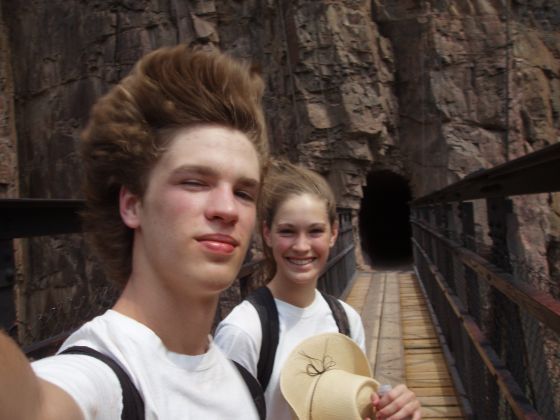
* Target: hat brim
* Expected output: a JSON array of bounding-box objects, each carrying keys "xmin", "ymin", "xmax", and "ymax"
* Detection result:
[{"xmin": 280, "ymin": 333, "xmax": 374, "ymax": 419}]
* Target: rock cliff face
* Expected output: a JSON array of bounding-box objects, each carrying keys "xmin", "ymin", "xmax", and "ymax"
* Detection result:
[
  {"xmin": 1, "ymin": 0, "xmax": 559, "ymax": 411},
  {"xmin": 0, "ymin": 5, "xmax": 16, "ymax": 198}
]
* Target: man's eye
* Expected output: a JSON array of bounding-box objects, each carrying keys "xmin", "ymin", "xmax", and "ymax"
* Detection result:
[
  {"xmin": 235, "ymin": 190, "xmax": 256, "ymax": 202},
  {"xmin": 182, "ymin": 180, "xmax": 205, "ymax": 187}
]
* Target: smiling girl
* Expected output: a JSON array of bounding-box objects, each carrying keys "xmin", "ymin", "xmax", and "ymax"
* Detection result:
[{"xmin": 215, "ymin": 160, "xmax": 421, "ymax": 420}]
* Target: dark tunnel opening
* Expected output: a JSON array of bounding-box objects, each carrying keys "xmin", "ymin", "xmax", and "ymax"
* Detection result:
[{"xmin": 359, "ymin": 170, "xmax": 413, "ymax": 268}]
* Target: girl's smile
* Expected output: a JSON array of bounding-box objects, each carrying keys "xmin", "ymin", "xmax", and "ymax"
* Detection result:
[{"xmin": 264, "ymin": 193, "xmax": 338, "ymax": 288}]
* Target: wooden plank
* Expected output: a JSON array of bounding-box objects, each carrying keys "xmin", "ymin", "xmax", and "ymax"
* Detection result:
[
  {"xmin": 403, "ymin": 339, "xmax": 441, "ymax": 348},
  {"xmin": 402, "ymin": 320, "xmax": 436, "ymax": 327},
  {"xmin": 407, "ymin": 363, "xmax": 449, "ymax": 373},
  {"xmin": 403, "ymin": 333, "xmax": 438, "ymax": 341},
  {"xmin": 403, "ymin": 325, "xmax": 436, "ymax": 332},
  {"xmin": 419, "ymin": 396, "xmax": 460, "ymax": 406},
  {"xmin": 402, "ymin": 315, "xmax": 433, "ymax": 322},
  {"xmin": 411, "ymin": 387, "xmax": 458, "ymax": 397},
  {"xmin": 407, "ymin": 370, "xmax": 453, "ymax": 380},
  {"xmin": 407, "ymin": 377, "xmax": 454, "ymax": 387},
  {"xmin": 407, "ymin": 358, "xmax": 448, "ymax": 368},
  {"xmin": 351, "ymin": 270, "xmax": 465, "ymax": 418},
  {"xmin": 406, "ymin": 355, "xmax": 446, "ymax": 363},
  {"xmin": 374, "ymin": 272, "xmax": 405, "ymax": 385},
  {"xmin": 403, "ymin": 326, "xmax": 435, "ymax": 333},
  {"xmin": 398, "ymin": 271, "xmax": 465, "ymax": 419},
  {"xmin": 403, "ymin": 317, "xmax": 433, "ymax": 322},
  {"xmin": 406, "ymin": 356, "xmax": 448, "ymax": 364},
  {"xmin": 421, "ymin": 405, "xmax": 464, "ymax": 418},
  {"xmin": 406, "ymin": 351, "xmax": 446, "ymax": 360},
  {"xmin": 361, "ymin": 272, "xmax": 383, "ymax": 371},
  {"xmin": 345, "ymin": 272, "xmax": 372, "ymax": 313},
  {"xmin": 405, "ymin": 348, "xmax": 443, "ymax": 355}
]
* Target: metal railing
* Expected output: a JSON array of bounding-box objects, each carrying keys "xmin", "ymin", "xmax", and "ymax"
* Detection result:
[
  {"xmin": 318, "ymin": 207, "xmax": 356, "ymax": 297},
  {"xmin": 410, "ymin": 142, "xmax": 560, "ymax": 420},
  {"xmin": 1, "ymin": 198, "xmax": 357, "ymax": 357}
]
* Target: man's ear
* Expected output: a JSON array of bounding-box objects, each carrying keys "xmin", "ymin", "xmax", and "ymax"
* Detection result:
[
  {"xmin": 119, "ymin": 185, "xmax": 141, "ymax": 229},
  {"xmin": 262, "ymin": 221, "xmax": 273, "ymax": 248},
  {"xmin": 329, "ymin": 220, "xmax": 339, "ymax": 248}
]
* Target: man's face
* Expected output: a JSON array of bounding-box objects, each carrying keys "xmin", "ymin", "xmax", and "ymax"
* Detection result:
[{"xmin": 121, "ymin": 124, "xmax": 261, "ymax": 298}]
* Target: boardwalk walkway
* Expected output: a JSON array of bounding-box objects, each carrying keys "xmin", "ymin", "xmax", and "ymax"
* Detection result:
[{"xmin": 344, "ymin": 269, "xmax": 465, "ymax": 419}]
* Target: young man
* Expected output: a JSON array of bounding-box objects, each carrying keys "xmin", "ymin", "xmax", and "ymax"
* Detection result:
[{"xmin": 0, "ymin": 44, "xmax": 269, "ymax": 419}]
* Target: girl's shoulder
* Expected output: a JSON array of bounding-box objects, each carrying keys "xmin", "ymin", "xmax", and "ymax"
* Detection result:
[
  {"xmin": 216, "ymin": 300, "xmax": 262, "ymax": 339},
  {"xmin": 338, "ymin": 299, "xmax": 362, "ymax": 319}
]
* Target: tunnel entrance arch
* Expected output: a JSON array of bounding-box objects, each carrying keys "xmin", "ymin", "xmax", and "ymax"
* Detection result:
[{"xmin": 359, "ymin": 170, "xmax": 413, "ymax": 267}]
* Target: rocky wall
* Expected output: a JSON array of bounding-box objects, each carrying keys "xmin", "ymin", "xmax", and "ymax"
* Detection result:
[
  {"xmin": 0, "ymin": 0, "xmax": 238, "ymax": 343},
  {"xmin": 0, "ymin": 4, "xmax": 16, "ymax": 197},
  {"xmin": 1, "ymin": 1, "xmax": 559, "ymax": 409}
]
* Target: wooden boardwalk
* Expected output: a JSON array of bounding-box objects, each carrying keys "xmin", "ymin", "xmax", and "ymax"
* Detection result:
[{"xmin": 345, "ymin": 269, "xmax": 465, "ymax": 419}]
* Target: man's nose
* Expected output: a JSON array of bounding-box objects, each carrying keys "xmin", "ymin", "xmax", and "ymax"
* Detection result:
[{"xmin": 205, "ymin": 186, "xmax": 239, "ymax": 224}]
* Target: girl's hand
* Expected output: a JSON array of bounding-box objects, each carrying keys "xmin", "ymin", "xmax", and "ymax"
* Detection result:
[{"xmin": 367, "ymin": 384, "xmax": 421, "ymax": 420}]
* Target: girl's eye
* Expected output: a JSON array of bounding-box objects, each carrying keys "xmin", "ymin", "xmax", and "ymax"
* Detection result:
[
  {"xmin": 278, "ymin": 229, "xmax": 294, "ymax": 236},
  {"xmin": 310, "ymin": 229, "xmax": 325, "ymax": 236}
]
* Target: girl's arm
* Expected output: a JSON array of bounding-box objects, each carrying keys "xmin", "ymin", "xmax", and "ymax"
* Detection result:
[{"xmin": 214, "ymin": 302, "xmax": 263, "ymax": 377}]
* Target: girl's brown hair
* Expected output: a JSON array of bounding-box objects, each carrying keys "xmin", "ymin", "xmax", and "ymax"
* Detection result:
[{"xmin": 256, "ymin": 159, "xmax": 337, "ymax": 283}]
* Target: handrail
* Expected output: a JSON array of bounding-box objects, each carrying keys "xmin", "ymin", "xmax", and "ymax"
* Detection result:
[
  {"xmin": 0, "ymin": 198, "xmax": 84, "ymax": 239},
  {"xmin": 412, "ymin": 142, "xmax": 560, "ymax": 205},
  {"xmin": 412, "ymin": 237, "xmax": 542, "ymax": 420},
  {"xmin": 410, "ymin": 142, "xmax": 560, "ymax": 419},
  {"xmin": 412, "ymin": 218, "xmax": 560, "ymax": 335}
]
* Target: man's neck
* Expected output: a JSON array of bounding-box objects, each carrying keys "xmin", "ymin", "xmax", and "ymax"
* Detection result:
[{"xmin": 113, "ymin": 277, "xmax": 218, "ymax": 355}]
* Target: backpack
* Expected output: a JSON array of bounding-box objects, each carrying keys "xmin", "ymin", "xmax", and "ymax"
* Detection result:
[
  {"xmin": 60, "ymin": 346, "xmax": 266, "ymax": 420},
  {"xmin": 246, "ymin": 286, "xmax": 350, "ymax": 390}
]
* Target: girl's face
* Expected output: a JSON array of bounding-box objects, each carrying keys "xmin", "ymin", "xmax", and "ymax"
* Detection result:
[{"xmin": 263, "ymin": 193, "xmax": 338, "ymax": 288}]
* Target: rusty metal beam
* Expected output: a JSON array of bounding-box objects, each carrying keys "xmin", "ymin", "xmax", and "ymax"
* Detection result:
[
  {"xmin": 412, "ymin": 142, "xmax": 560, "ymax": 205},
  {"xmin": 0, "ymin": 199, "xmax": 85, "ymax": 240},
  {"xmin": 412, "ymin": 218, "xmax": 560, "ymax": 336},
  {"xmin": 412, "ymin": 237, "xmax": 543, "ymax": 420}
]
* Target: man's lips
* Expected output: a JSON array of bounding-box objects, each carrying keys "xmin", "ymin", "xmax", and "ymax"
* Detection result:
[{"xmin": 196, "ymin": 234, "xmax": 239, "ymax": 254}]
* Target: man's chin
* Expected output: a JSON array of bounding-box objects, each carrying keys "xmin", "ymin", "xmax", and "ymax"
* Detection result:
[{"xmin": 199, "ymin": 268, "xmax": 240, "ymax": 292}]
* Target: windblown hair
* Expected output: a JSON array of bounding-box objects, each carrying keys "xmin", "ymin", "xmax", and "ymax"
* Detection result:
[
  {"xmin": 80, "ymin": 44, "xmax": 269, "ymax": 287},
  {"xmin": 257, "ymin": 159, "xmax": 337, "ymax": 283}
]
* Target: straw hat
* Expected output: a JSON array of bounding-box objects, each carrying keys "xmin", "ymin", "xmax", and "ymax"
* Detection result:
[{"xmin": 280, "ymin": 333, "xmax": 380, "ymax": 420}]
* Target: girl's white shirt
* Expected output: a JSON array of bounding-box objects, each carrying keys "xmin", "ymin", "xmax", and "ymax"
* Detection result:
[{"xmin": 214, "ymin": 289, "xmax": 365, "ymax": 420}]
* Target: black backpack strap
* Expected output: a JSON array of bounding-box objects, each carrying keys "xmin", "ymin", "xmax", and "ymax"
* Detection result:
[
  {"xmin": 320, "ymin": 291, "xmax": 351, "ymax": 337},
  {"xmin": 246, "ymin": 286, "xmax": 279, "ymax": 390},
  {"xmin": 60, "ymin": 346, "xmax": 145, "ymax": 420},
  {"xmin": 232, "ymin": 360, "xmax": 266, "ymax": 420}
]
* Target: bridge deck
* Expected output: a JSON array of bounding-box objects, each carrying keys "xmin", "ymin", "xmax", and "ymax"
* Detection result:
[{"xmin": 345, "ymin": 269, "xmax": 465, "ymax": 419}]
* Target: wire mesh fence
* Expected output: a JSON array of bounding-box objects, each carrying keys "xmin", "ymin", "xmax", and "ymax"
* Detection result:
[{"xmin": 412, "ymin": 199, "xmax": 560, "ymax": 420}]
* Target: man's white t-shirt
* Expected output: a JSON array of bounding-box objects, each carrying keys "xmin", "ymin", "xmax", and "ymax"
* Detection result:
[
  {"xmin": 32, "ymin": 310, "xmax": 260, "ymax": 420},
  {"xmin": 214, "ymin": 289, "xmax": 365, "ymax": 420}
]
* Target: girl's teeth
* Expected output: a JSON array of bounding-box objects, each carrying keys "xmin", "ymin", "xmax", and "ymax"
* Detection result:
[{"xmin": 288, "ymin": 258, "xmax": 313, "ymax": 265}]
